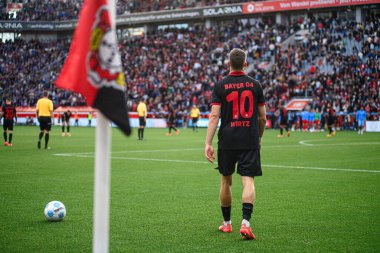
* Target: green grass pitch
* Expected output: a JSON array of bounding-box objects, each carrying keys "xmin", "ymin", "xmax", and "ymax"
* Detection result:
[{"xmin": 0, "ymin": 126, "xmax": 379, "ymax": 252}]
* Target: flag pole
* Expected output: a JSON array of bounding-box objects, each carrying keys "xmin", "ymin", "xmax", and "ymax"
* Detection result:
[
  {"xmin": 92, "ymin": 0, "xmax": 116, "ymax": 252},
  {"xmin": 93, "ymin": 111, "xmax": 111, "ymax": 253}
]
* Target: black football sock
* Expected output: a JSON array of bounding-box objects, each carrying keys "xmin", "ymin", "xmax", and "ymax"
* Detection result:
[
  {"xmin": 169, "ymin": 127, "xmax": 172, "ymax": 134},
  {"xmin": 280, "ymin": 128, "xmax": 283, "ymax": 135},
  {"xmin": 221, "ymin": 206, "xmax": 231, "ymax": 222},
  {"xmin": 39, "ymin": 132, "xmax": 44, "ymax": 141},
  {"xmin": 286, "ymin": 126, "xmax": 289, "ymax": 132},
  {"xmin": 9, "ymin": 133, "xmax": 12, "ymax": 144},
  {"xmin": 45, "ymin": 133, "xmax": 49, "ymax": 148},
  {"xmin": 138, "ymin": 128, "xmax": 141, "ymax": 139},
  {"xmin": 242, "ymin": 203, "xmax": 254, "ymax": 221},
  {"xmin": 62, "ymin": 126, "xmax": 65, "ymax": 132},
  {"xmin": 67, "ymin": 126, "xmax": 70, "ymax": 133},
  {"xmin": 3, "ymin": 132, "xmax": 7, "ymax": 142},
  {"xmin": 141, "ymin": 129, "xmax": 144, "ymax": 139},
  {"xmin": 329, "ymin": 127, "xmax": 332, "ymax": 134}
]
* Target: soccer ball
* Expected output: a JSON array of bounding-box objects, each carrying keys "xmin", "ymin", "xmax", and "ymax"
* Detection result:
[{"xmin": 44, "ymin": 201, "xmax": 66, "ymax": 221}]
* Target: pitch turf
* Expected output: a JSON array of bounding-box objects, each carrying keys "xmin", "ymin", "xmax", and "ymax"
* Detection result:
[{"xmin": 0, "ymin": 126, "xmax": 379, "ymax": 252}]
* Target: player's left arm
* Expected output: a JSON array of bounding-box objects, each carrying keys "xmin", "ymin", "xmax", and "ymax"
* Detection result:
[
  {"xmin": 257, "ymin": 82, "xmax": 266, "ymax": 145},
  {"xmin": 258, "ymin": 105, "xmax": 266, "ymax": 141},
  {"xmin": 205, "ymin": 105, "xmax": 220, "ymax": 163},
  {"xmin": 14, "ymin": 107, "xmax": 17, "ymax": 123}
]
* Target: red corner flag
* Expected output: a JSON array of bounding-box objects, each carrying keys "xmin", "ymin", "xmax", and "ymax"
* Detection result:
[{"xmin": 56, "ymin": 0, "xmax": 131, "ymax": 136}]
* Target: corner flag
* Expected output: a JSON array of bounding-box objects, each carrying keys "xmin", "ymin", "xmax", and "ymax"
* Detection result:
[
  {"xmin": 56, "ymin": 0, "xmax": 131, "ymax": 136},
  {"xmin": 56, "ymin": 1, "xmax": 128, "ymax": 252}
]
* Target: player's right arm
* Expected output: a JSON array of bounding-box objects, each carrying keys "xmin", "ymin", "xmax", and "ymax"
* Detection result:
[{"xmin": 205, "ymin": 105, "xmax": 220, "ymax": 163}]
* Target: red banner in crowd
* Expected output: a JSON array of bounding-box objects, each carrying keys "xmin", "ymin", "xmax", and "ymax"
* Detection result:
[
  {"xmin": 285, "ymin": 99, "xmax": 312, "ymax": 111},
  {"xmin": 243, "ymin": 0, "xmax": 380, "ymax": 14}
]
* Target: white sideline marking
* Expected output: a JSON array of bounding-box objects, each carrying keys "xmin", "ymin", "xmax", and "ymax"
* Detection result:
[
  {"xmin": 299, "ymin": 139, "xmax": 380, "ymax": 147},
  {"xmin": 53, "ymin": 153, "xmax": 380, "ymax": 173},
  {"xmin": 54, "ymin": 148, "xmax": 203, "ymax": 156}
]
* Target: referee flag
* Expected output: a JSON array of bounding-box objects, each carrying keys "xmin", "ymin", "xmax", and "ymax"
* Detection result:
[{"xmin": 56, "ymin": 0, "xmax": 131, "ymax": 136}]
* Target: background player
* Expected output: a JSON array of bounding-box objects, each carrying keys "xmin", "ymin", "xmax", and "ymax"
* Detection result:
[
  {"xmin": 315, "ymin": 109, "xmax": 321, "ymax": 131},
  {"xmin": 166, "ymin": 104, "xmax": 179, "ymax": 136},
  {"xmin": 36, "ymin": 91, "xmax": 54, "ymax": 149},
  {"xmin": 61, "ymin": 110, "xmax": 72, "ymax": 136},
  {"xmin": 356, "ymin": 106, "xmax": 367, "ymax": 135},
  {"xmin": 190, "ymin": 104, "xmax": 200, "ymax": 132},
  {"xmin": 74, "ymin": 112, "xmax": 79, "ymax": 127},
  {"xmin": 301, "ymin": 109, "xmax": 309, "ymax": 132},
  {"xmin": 326, "ymin": 107, "xmax": 336, "ymax": 137},
  {"xmin": 278, "ymin": 105, "xmax": 289, "ymax": 138},
  {"xmin": 2, "ymin": 98, "xmax": 17, "ymax": 147},
  {"xmin": 308, "ymin": 109, "xmax": 316, "ymax": 132},
  {"xmin": 205, "ymin": 48, "xmax": 266, "ymax": 240},
  {"xmin": 137, "ymin": 98, "xmax": 147, "ymax": 140}
]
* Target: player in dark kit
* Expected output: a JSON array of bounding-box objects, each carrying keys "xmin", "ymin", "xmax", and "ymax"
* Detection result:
[
  {"xmin": 205, "ymin": 49, "xmax": 266, "ymax": 240},
  {"xmin": 278, "ymin": 106, "xmax": 290, "ymax": 138},
  {"xmin": 61, "ymin": 110, "xmax": 72, "ymax": 136},
  {"xmin": 166, "ymin": 104, "xmax": 180, "ymax": 136},
  {"xmin": 2, "ymin": 98, "xmax": 17, "ymax": 147},
  {"xmin": 326, "ymin": 108, "xmax": 336, "ymax": 137}
]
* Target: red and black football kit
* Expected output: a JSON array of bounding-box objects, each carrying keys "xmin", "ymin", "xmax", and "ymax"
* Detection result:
[
  {"xmin": 2, "ymin": 104, "xmax": 16, "ymax": 131},
  {"xmin": 279, "ymin": 109, "xmax": 288, "ymax": 126},
  {"xmin": 211, "ymin": 71, "xmax": 265, "ymax": 177},
  {"xmin": 63, "ymin": 111, "xmax": 72, "ymax": 123}
]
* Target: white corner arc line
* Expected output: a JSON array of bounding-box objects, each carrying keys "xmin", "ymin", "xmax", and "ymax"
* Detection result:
[{"xmin": 299, "ymin": 140, "xmax": 314, "ymax": 146}]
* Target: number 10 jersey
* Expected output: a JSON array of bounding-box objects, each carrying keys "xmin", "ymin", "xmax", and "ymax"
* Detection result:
[{"xmin": 210, "ymin": 71, "xmax": 265, "ymax": 150}]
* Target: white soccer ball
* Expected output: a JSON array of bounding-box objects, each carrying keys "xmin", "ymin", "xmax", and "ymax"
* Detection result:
[{"xmin": 44, "ymin": 201, "xmax": 66, "ymax": 221}]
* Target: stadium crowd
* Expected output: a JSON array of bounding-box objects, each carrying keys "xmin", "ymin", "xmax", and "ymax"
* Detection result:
[
  {"xmin": 0, "ymin": 14, "xmax": 379, "ymax": 128},
  {"xmin": 1, "ymin": 0, "xmax": 252, "ymax": 21}
]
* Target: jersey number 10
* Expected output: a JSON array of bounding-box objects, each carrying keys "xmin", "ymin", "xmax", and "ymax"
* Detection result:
[{"xmin": 226, "ymin": 91, "xmax": 254, "ymax": 119}]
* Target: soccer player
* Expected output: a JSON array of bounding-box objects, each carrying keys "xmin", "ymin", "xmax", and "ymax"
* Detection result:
[
  {"xmin": 166, "ymin": 104, "xmax": 180, "ymax": 136},
  {"xmin": 36, "ymin": 91, "xmax": 54, "ymax": 149},
  {"xmin": 315, "ymin": 109, "xmax": 321, "ymax": 131},
  {"xmin": 308, "ymin": 109, "xmax": 316, "ymax": 132},
  {"xmin": 2, "ymin": 98, "xmax": 17, "ymax": 147},
  {"xmin": 301, "ymin": 109, "xmax": 309, "ymax": 132},
  {"xmin": 356, "ymin": 106, "xmax": 367, "ymax": 135},
  {"xmin": 137, "ymin": 98, "xmax": 147, "ymax": 140},
  {"xmin": 61, "ymin": 110, "xmax": 72, "ymax": 136},
  {"xmin": 205, "ymin": 48, "xmax": 266, "ymax": 240},
  {"xmin": 190, "ymin": 104, "xmax": 200, "ymax": 132},
  {"xmin": 326, "ymin": 108, "xmax": 336, "ymax": 137},
  {"xmin": 88, "ymin": 112, "xmax": 93, "ymax": 127},
  {"xmin": 278, "ymin": 106, "xmax": 289, "ymax": 138},
  {"xmin": 74, "ymin": 112, "xmax": 79, "ymax": 127}
]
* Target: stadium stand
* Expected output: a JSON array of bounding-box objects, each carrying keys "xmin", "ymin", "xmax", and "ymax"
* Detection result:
[
  {"xmin": 1, "ymin": 0, "xmax": 253, "ymax": 21},
  {"xmin": 0, "ymin": 2, "xmax": 379, "ymax": 129}
]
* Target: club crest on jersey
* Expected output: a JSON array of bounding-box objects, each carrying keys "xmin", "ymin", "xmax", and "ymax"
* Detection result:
[{"xmin": 87, "ymin": 6, "xmax": 125, "ymax": 91}]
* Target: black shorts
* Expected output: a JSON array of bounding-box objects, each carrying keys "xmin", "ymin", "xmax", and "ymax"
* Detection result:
[
  {"xmin": 192, "ymin": 118, "xmax": 198, "ymax": 124},
  {"xmin": 280, "ymin": 120, "xmax": 287, "ymax": 126},
  {"xmin": 39, "ymin": 117, "xmax": 52, "ymax": 131},
  {"xmin": 217, "ymin": 149, "xmax": 262, "ymax": 177},
  {"xmin": 139, "ymin": 117, "xmax": 146, "ymax": 127},
  {"xmin": 3, "ymin": 120, "xmax": 14, "ymax": 131},
  {"xmin": 327, "ymin": 117, "xmax": 335, "ymax": 126}
]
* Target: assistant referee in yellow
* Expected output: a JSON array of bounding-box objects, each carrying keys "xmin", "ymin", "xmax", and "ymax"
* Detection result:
[
  {"xmin": 137, "ymin": 98, "xmax": 147, "ymax": 140},
  {"xmin": 36, "ymin": 91, "xmax": 54, "ymax": 149}
]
